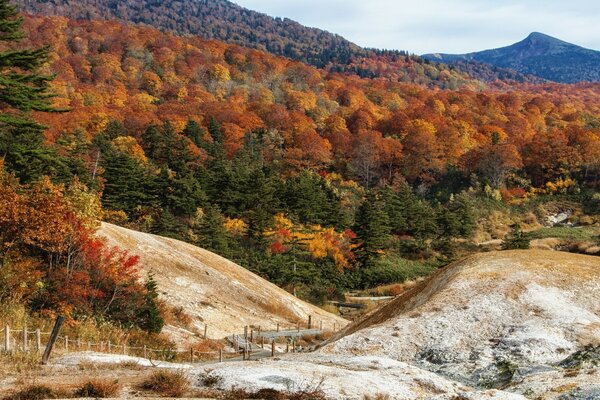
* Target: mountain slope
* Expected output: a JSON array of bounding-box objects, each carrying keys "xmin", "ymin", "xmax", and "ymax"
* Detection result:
[
  {"xmin": 15, "ymin": 0, "xmax": 485, "ymax": 88},
  {"xmin": 16, "ymin": 0, "xmax": 362, "ymax": 68},
  {"xmin": 98, "ymin": 223, "xmax": 346, "ymax": 343},
  {"xmin": 323, "ymin": 250, "xmax": 600, "ymax": 397},
  {"xmin": 424, "ymin": 32, "xmax": 600, "ymax": 83}
]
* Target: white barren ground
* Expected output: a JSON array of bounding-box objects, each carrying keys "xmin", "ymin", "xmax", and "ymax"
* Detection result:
[{"xmin": 323, "ymin": 250, "xmax": 600, "ymax": 398}]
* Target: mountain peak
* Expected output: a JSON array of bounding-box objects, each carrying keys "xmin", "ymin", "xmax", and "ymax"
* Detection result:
[
  {"xmin": 526, "ymin": 32, "xmax": 553, "ymax": 40},
  {"xmin": 522, "ymin": 32, "xmax": 567, "ymax": 46},
  {"xmin": 423, "ymin": 32, "xmax": 600, "ymax": 83}
]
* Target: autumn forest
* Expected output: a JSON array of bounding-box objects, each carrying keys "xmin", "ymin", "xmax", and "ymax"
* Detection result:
[{"xmin": 1, "ymin": 2, "xmax": 599, "ymax": 335}]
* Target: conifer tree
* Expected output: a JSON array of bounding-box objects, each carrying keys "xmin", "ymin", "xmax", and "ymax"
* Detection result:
[
  {"xmin": 0, "ymin": 0, "xmax": 66, "ymax": 182},
  {"xmin": 501, "ymin": 223, "xmax": 531, "ymax": 250},
  {"xmin": 353, "ymin": 192, "xmax": 391, "ymax": 267},
  {"xmin": 182, "ymin": 119, "xmax": 205, "ymax": 148},
  {"xmin": 0, "ymin": 0, "xmax": 57, "ymax": 129},
  {"xmin": 195, "ymin": 204, "xmax": 230, "ymax": 256}
]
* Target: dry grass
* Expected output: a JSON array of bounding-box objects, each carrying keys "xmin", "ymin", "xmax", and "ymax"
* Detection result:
[
  {"xmin": 255, "ymin": 298, "xmax": 302, "ymax": 324},
  {"xmin": 73, "ymin": 379, "xmax": 120, "ymax": 398},
  {"xmin": 3, "ymin": 385, "xmax": 69, "ymax": 400},
  {"xmin": 0, "ymin": 352, "xmax": 41, "ymax": 375},
  {"xmin": 192, "ymin": 339, "xmax": 225, "ymax": 360},
  {"xmin": 138, "ymin": 369, "xmax": 190, "ymax": 397},
  {"xmin": 163, "ymin": 305, "xmax": 194, "ymax": 328},
  {"xmin": 363, "ymin": 394, "xmax": 391, "ymax": 400}
]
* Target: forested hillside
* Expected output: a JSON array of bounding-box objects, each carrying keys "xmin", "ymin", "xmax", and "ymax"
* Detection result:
[
  {"xmin": 14, "ymin": 0, "xmax": 513, "ymax": 88},
  {"xmin": 3, "ymin": 14, "xmax": 600, "ymax": 305}
]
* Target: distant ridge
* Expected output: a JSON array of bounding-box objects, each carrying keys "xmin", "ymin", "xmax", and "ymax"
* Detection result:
[{"xmin": 424, "ymin": 32, "xmax": 600, "ymax": 83}]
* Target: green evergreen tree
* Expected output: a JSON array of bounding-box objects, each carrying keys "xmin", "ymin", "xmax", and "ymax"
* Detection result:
[
  {"xmin": 195, "ymin": 204, "xmax": 230, "ymax": 256},
  {"xmin": 136, "ymin": 272, "xmax": 164, "ymax": 333},
  {"xmin": 152, "ymin": 208, "xmax": 185, "ymax": 240},
  {"xmin": 207, "ymin": 117, "xmax": 225, "ymax": 159},
  {"xmin": 282, "ymin": 171, "xmax": 343, "ymax": 228},
  {"xmin": 353, "ymin": 192, "xmax": 391, "ymax": 267},
  {"xmin": 0, "ymin": 0, "xmax": 57, "ymax": 129},
  {"xmin": 502, "ymin": 223, "xmax": 531, "ymax": 250},
  {"xmin": 0, "ymin": 0, "xmax": 68, "ymax": 182},
  {"xmin": 182, "ymin": 119, "xmax": 205, "ymax": 148},
  {"xmin": 101, "ymin": 149, "xmax": 154, "ymax": 214}
]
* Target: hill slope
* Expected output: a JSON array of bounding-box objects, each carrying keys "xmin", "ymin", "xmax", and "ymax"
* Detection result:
[
  {"xmin": 15, "ymin": 0, "xmax": 485, "ymax": 88},
  {"xmin": 424, "ymin": 32, "xmax": 600, "ymax": 83},
  {"xmin": 323, "ymin": 250, "xmax": 600, "ymax": 397},
  {"xmin": 98, "ymin": 223, "xmax": 346, "ymax": 342}
]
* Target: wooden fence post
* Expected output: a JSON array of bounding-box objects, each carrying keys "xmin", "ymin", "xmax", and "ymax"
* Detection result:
[
  {"xmin": 87, "ymin": 341, "xmax": 91, "ymax": 351},
  {"xmin": 297, "ymin": 322, "xmax": 300, "ymax": 332},
  {"xmin": 64, "ymin": 336, "xmax": 69, "ymax": 352},
  {"xmin": 204, "ymin": 324, "xmax": 208, "ymax": 339},
  {"xmin": 276, "ymin": 323, "xmax": 280, "ymax": 332},
  {"xmin": 286, "ymin": 342, "xmax": 289, "ymax": 353},
  {"xmin": 308, "ymin": 315, "xmax": 312, "ymax": 329},
  {"xmin": 4, "ymin": 325, "xmax": 10, "ymax": 353},
  {"xmin": 35, "ymin": 329, "xmax": 41, "ymax": 353},
  {"xmin": 107, "ymin": 341, "xmax": 111, "ymax": 353},
  {"xmin": 22, "ymin": 326, "xmax": 27, "ymax": 352},
  {"xmin": 219, "ymin": 349, "xmax": 222, "ymax": 362},
  {"xmin": 143, "ymin": 345, "xmax": 147, "ymax": 358},
  {"xmin": 122, "ymin": 343, "xmax": 126, "ymax": 355},
  {"xmin": 260, "ymin": 336, "xmax": 264, "ymax": 349},
  {"xmin": 320, "ymin": 320, "xmax": 323, "ymax": 331},
  {"xmin": 42, "ymin": 315, "xmax": 64, "ymax": 365},
  {"xmin": 271, "ymin": 341, "xmax": 275, "ymax": 357},
  {"xmin": 189, "ymin": 347, "xmax": 193, "ymax": 363},
  {"xmin": 77, "ymin": 337, "xmax": 81, "ymax": 351},
  {"xmin": 244, "ymin": 326, "xmax": 248, "ymax": 341},
  {"xmin": 250, "ymin": 329, "xmax": 253, "ymax": 343}
]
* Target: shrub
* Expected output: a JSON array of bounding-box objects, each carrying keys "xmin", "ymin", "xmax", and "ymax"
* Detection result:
[
  {"xmin": 139, "ymin": 369, "xmax": 190, "ymax": 397},
  {"xmin": 199, "ymin": 370, "xmax": 223, "ymax": 387},
  {"xmin": 501, "ymin": 223, "xmax": 531, "ymax": 250},
  {"xmin": 74, "ymin": 379, "xmax": 120, "ymax": 398}
]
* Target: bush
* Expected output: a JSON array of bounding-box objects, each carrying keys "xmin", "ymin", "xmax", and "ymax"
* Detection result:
[
  {"xmin": 74, "ymin": 379, "xmax": 120, "ymax": 398},
  {"xmin": 501, "ymin": 224, "xmax": 531, "ymax": 250},
  {"xmin": 139, "ymin": 369, "xmax": 190, "ymax": 397}
]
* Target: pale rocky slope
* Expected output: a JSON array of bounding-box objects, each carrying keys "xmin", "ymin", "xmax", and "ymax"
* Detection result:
[
  {"xmin": 322, "ymin": 250, "xmax": 600, "ymax": 398},
  {"xmin": 98, "ymin": 223, "xmax": 346, "ymax": 343}
]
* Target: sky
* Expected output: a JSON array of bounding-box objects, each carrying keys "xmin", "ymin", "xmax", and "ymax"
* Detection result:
[{"xmin": 233, "ymin": 0, "xmax": 600, "ymax": 54}]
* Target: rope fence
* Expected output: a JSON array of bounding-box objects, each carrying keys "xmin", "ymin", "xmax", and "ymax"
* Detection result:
[{"xmin": 1, "ymin": 315, "xmax": 338, "ymax": 364}]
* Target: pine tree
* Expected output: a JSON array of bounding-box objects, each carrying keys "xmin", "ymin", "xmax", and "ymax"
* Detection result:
[
  {"xmin": 136, "ymin": 272, "xmax": 164, "ymax": 333},
  {"xmin": 353, "ymin": 192, "xmax": 391, "ymax": 267},
  {"xmin": 0, "ymin": 0, "xmax": 67, "ymax": 182},
  {"xmin": 182, "ymin": 119, "xmax": 205, "ymax": 148},
  {"xmin": 0, "ymin": 0, "xmax": 58, "ymax": 129},
  {"xmin": 501, "ymin": 223, "xmax": 531, "ymax": 250},
  {"xmin": 195, "ymin": 204, "xmax": 230, "ymax": 256},
  {"xmin": 207, "ymin": 117, "xmax": 225, "ymax": 159}
]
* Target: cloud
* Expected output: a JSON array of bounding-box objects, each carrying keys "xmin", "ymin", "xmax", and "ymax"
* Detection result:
[{"xmin": 233, "ymin": 0, "xmax": 600, "ymax": 54}]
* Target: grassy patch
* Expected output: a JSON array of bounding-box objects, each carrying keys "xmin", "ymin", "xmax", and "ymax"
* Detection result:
[{"xmin": 528, "ymin": 226, "xmax": 600, "ymax": 241}]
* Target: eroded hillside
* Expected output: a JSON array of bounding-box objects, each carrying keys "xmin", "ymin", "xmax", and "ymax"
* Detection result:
[
  {"xmin": 323, "ymin": 250, "xmax": 600, "ymax": 397},
  {"xmin": 99, "ymin": 223, "xmax": 346, "ymax": 343}
]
